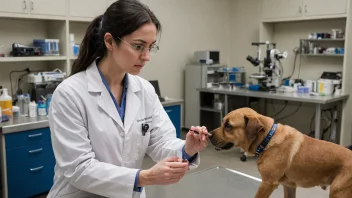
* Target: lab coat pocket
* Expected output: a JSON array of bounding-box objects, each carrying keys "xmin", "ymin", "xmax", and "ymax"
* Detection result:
[{"xmin": 136, "ymin": 128, "xmax": 150, "ymax": 159}]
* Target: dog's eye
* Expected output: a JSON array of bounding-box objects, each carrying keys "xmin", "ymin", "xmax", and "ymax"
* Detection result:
[{"xmin": 225, "ymin": 123, "xmax": 232, "ymax": 130}]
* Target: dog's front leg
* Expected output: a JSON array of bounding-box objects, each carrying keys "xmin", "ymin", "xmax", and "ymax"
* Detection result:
[
  {"xmin": 254, "ymin": 182, "xmax": 279, "ymax": 198},
  {"xmin": 284, "ymin": 186, "xmax": 296, "ymax": 198}
]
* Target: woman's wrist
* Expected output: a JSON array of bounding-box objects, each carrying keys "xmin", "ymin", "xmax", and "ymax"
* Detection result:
[{"xmin": 138, "ymin": 169, "xmax": 152, "ymax": 187}]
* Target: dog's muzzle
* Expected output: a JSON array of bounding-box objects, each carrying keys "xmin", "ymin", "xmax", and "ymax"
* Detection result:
[{"xmin": 215, "ymin": 142, "xmax": 234, "ymax": 151}]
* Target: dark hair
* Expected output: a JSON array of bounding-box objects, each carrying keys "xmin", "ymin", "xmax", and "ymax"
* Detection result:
[{"xmin": 71, "ymin": 0, "xmax": 161, "ymax": 76}]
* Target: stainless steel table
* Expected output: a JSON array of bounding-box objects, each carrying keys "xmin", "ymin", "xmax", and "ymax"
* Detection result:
[
  {"xmin": 146, "ymin": 166, "xmax": 273, "ymax": 198},
  {"xmin": 197, "ymin": 87, "xmax": 349, "ymax": 142}
]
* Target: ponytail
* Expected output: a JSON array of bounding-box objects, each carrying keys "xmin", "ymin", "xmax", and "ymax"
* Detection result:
[{"xmin": 71, "ymin": 15, "xmax": 105, "ymax": 76}]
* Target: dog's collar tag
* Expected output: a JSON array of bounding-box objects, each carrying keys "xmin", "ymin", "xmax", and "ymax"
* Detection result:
[{"xmin": 255, "ymin": 123, "xmax": 278, "ymax": 156}]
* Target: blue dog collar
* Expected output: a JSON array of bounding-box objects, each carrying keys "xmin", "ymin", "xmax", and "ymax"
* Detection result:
[{"xmin": 255, "ymin": 123, "xmax": 277, "ymax": 156}]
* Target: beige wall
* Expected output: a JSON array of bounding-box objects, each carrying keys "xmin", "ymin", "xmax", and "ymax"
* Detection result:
[
  {"xmin": 229, "ymin": 0, "xmax": 261, "ymax": 80},
  {"xmin": 139, "ymin": 0, "xmax": 232, "ymax": 99}
]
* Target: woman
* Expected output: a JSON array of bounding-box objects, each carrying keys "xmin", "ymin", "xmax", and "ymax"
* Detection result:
[{"xmin": 47, "ymin": 0, "xmax": 210, "ymax": 198}]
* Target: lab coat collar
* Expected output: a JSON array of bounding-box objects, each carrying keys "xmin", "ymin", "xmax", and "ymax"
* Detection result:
[{"xmin": 86, "ymin": 60, "xmax": 141, "ymax": 132}]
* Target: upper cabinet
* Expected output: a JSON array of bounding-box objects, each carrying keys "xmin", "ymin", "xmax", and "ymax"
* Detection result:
[
  {"xmin": 0, "ymin": 0, "xmax": 28, "ymax": 15},
  {"xmin": 303, "ymin": 0, "xmax": 347, "ymax": 17},
  {"xmin": 262, "ymin": 0, "xmax": 347, "ymax": 22},
  {"xmin": 262, "ymin": 0, "xmax": 303, "ymax": 20},
  {"xmin": 69, "ymin": 0, "xmax": 107, "ymax": 19},
  {"xmin": 0, "ymin": 0, "xmax": 66, "ymax": 18},
  {"xmin": 29, "ymin": 0, "xmax": 66, "ymax": 17}
]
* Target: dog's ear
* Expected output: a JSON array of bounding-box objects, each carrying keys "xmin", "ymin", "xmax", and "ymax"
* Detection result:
[{"xmin": 244, "ymin": 115, "xmax": 264, "ymax": 141}]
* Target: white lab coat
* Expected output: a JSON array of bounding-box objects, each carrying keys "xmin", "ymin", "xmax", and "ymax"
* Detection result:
[{"xmin": 46, "ymin": 61, "xmax": 200, "ymax": 198}]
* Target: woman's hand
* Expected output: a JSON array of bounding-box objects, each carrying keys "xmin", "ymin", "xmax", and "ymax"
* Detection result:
[
  {"xmin": 138, "ymin": 157, "xmax": 189, "ymax": 186},
  {"xmin": 184, "ymin": 126, "xmax": 211, "ymax": 157}
]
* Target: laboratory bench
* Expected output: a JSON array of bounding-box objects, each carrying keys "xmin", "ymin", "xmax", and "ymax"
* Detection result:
[
  {"xmin": 0, "ymin": 99, "xmax": 183, "ymax": 198},
  {"xmin": 197, "ymin": 87, "xmax": 349, "ymax": 144}
]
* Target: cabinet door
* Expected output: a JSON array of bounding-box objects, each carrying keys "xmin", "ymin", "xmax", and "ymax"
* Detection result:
[
  {"xmin": 69, "ymin": 0, "xmax": 107, "ymax": 18},
  {"xmin": 262, "ymin": 0, "xmax": 303, "ymax": 19},
  {"xmin": 29, "ymin": 0, "xmax": 66, "ymax": 16},
  {"xmin": 7, "ymin": 157, "xmax": 55, "ymax": 198},
  {"xmin": 164, "ymin": 105, "xmax": 181, "ymax": 139},
  {"xmin": 304, "ymin": 0, "xmax": 347, "ymax": 17},
  {"xmin": 0, "ymin": 0, "xmax": 28, "ymax": 14}
]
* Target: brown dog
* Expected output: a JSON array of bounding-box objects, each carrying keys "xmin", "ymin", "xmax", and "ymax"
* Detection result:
[{"xmin": 209, "ymin": 107, "xmax": 352, "ymax": 198}]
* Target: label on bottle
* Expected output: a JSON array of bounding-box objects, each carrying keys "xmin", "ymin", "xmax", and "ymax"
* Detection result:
[{"xmin": 0, "ymin": 100, "xmax": 13, "ymax": 116}]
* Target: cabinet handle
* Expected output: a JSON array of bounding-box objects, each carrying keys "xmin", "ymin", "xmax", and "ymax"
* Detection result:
[
  {"xmin": 30, "ymin": 166, "xmax": 43, "ymax": 172},
  {"xmin": 29, "ymin": 148, "xmax": 43, "ymax": 154},
  {"xmin": 28, "ymin": 133, "xmax": 42, "ymax": 138},
  {"xmin": 31, "ymin": 0, "xmax": 34, "ymax": 10},
  {"xmin": 23, "ymin": 0, "xmax": 27, "ymax": 10},
  {"xmin": 166, "ymin": 110, "xmax": 172, "ymax": 113},
  {"xmin": 305, "ymin": 5, "xmax": 308, "ymax": 13}
]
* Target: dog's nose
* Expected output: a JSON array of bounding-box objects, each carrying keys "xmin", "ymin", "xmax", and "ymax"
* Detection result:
[{"xmin": 208, "ymin": 130, "xmax": 214, "ymax": 139}]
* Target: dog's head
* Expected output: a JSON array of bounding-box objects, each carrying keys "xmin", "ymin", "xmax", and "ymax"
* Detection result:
[{"xmin": 209, "ymin": 107, "xmax": 269, "ymax": 152}]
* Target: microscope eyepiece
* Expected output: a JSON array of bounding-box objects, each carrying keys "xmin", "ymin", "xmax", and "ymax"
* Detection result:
[{"xmin": 246, "ymin": 56, "xmax": 260, "ymax": 66}]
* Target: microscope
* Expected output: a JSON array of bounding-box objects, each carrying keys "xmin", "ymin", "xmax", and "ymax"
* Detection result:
[{"xmin": 246, "ymin": 41, "xmax": 287, "ymax": 92}]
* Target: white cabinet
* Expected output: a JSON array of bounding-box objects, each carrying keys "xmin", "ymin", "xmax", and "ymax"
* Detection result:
[
  {"xmin": 262, "ymin": 0, "xmax": 347, "ymax": 22},
  {"xmin": 69, "ymin": 0, "xmax": 107, "ymax": 19},
  {"xmin": 29, "ymin": 0, "xmax": 66, "ymax": 16},
  {"xmin": 0, "ymin": 0, "xmax": 66, "ymax": 18},
  {"xmin": 262, "ymin": 0, "xmax": 303, "ymax": 20},
  {"xmin": 303, "ymin": 0, "xmax": 347, "ymax": 17},
  {"xmin": 0, "ymin": 0, "xmax": 29, "ymax": 15}
]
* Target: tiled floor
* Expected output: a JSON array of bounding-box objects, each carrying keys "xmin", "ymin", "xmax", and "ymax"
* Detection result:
[{"xmin": 35, "ymin": 131, "xmax": 330, "ymax": 198}]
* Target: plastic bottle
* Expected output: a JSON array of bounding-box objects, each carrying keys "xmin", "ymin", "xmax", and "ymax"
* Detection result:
[
  {"xmin": 0, "ymin": 88, "xmax": 13, "ymax": 117},
  {"xmin": 37, "ymin": 100, "xmax": 47, "ymax": 116},
  {"xmin": 12, "ymin": 106, "xmax": 20, "ymax": 118},
  {"xmin": 29, "ymin": 101, "xmax": 37, "ymax": 117}
]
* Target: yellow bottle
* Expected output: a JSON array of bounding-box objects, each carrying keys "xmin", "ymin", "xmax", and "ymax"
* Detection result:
[{"xmin": 0, "ymin": 88, "xmax": 13, "ymax": 117}]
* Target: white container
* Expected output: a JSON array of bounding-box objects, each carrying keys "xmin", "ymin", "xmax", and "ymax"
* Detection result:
[
  {"xmin": 12, "ymin": 106, "xmax": 20, "ymax": 118},
  {"xmin": 29, "ymin": 101, "xmax": 37, "ymax": 117},
  {"xmin": 318, "ymin": 79, "xmax": 334, "ymax": 95}
]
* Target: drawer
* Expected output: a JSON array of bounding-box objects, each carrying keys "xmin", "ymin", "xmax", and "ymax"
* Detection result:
[
  {"xmin": 5, "ymin": 128, "xmax": 51, "ymax": 150},
  {"xmin": 164, "ymin": 105, "xmax": 181, "ymax": 138},
  {"xmin": 6, "ymin": 141, "xmax": 54, "ymax": 167},
  {"xmin": 7, "ymin": 157, "xmax": 55, "ymax": 198}
]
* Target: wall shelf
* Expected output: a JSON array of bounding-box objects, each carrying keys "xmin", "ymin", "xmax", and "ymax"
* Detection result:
[
  {"xmin": 0, "ymin": 56, "xmax": 67, "ymax": 62},
  {"xmin": 300, "ymin": 54, "xmax": 344, "ymax": 57},
  {"xmin": 300, "ymin": 38, "xmax": 345, "ymax": 42}
]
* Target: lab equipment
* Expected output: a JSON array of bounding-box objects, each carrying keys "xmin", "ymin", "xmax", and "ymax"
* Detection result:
[
  {"xmin": 10, "ymin": 43, "xmax": 42, "ymax": 56},
  {"xmin": 246, "ymin": 41, "xmax": 287, "ymax": 92},
  {"xmin": 27, "ymin": 69, "xmax": 66, "ymax": 83},
  {"xmin": 26, "ymin": 69, "xmax": 66, "ymax": 102},
  {"xmin": 0, "ymin": 88, "xmax": 13, "ymax": 117},
  {"xmin": 193, "ymin": 51, "xmax": 220, "ymax": 65},
  {"xmin": 216, "ymin": 67, "xmax": 246, "ymax": 89},
  {"xmin": 185, "ymin": 63, "xmax": 228, "ymax": 128}
]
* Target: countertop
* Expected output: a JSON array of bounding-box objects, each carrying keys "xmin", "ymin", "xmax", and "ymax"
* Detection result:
[
  {"xmin": 0, "ymin": 99, "xmax": 184, "ymax": 134},
  {"xmin": 197, "ymin": 88, "xmax": 349, "ymax": 104}
]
